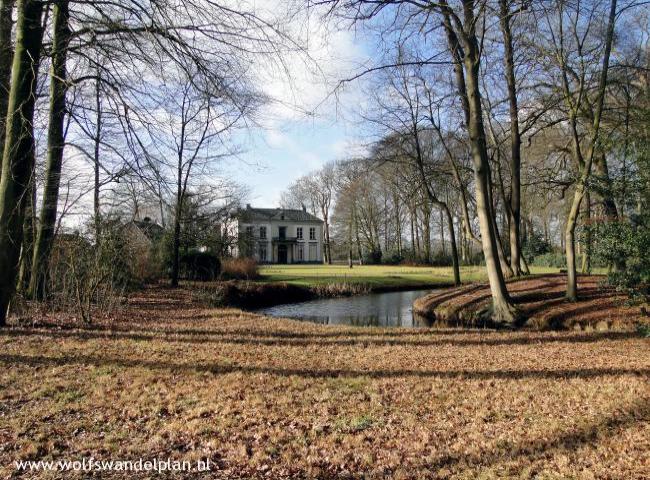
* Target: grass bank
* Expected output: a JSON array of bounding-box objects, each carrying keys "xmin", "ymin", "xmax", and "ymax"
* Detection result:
[
  {"xmin": 188, "ymin": 265, "xmax": 565, "ymax": 310},
  {"xmin": 257, "ymin": 264, "xmax": 494, "ymax": 289},
  {"xmin": 203, "ymin": 265, "xmax": 558, "ymax": 310},
  {"xmin": 2, "ymin": 287, "xmax": 648, "ymax": 478},
  {"xmin": 259, "ymin": 264, "xmax": 565, "ymax": 287},
  {"xmin": 414, "ymin": 274, "xmax": 648, "ymax": 331}
]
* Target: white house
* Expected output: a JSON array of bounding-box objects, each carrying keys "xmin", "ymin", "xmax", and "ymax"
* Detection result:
[{"xmin": 236, "ymin": 205, "xmax": 324, "ymax": 264}]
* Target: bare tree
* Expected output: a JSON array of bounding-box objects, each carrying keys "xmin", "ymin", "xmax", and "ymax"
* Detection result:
[{"xmin": 0, "ymin": 0, "xmax": 45, "ymax": 325}]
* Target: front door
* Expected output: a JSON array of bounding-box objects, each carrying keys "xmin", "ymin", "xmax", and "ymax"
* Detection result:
[{"xmin": 278, "ymin": 244, "xmax": 288, "ymax": 264}]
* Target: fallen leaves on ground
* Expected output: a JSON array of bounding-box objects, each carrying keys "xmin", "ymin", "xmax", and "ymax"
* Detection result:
[
  {"xmin": 414, "ymin": 274, "xmax": 647, "ymax": 330},
  {"xmin": 1, "ymin": 286, "xmax": 649, "ymax": 479}
]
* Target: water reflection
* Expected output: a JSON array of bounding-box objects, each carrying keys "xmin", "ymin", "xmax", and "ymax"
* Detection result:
[{"xmin": 257, "ymin": 289, "xmax": 437, "ymax": 328}]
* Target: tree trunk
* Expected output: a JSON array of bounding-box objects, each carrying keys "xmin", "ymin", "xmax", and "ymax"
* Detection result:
[
  {"xmin": 29, "ymin": 0, "xmax": 69, "ymax": 300},
  {"xmin": 565, "ymin": 184, "xmax": 584, "ymax": 301},
  {"xmin": 443, "ymin": 205, "xmax": 460, "ymax": 286},
  {"xmin": 17, "ymin": 173, "xmax": 35, "ymax": 292},
  {"xmin": 0, "ymin": 0, "xmax": 44, "ymax": 325},
  {"xmin": 171, "ymin": 170, "xmax": 182, "ymax": 287},
  {"xmin": 457, "ymin": 15, "xmax": 516, "ymax": 323},
  {"xmin": 0, "ymin": 0, "xmax": 15, "ymax": 176},
  {"xmin": 439, "ymin": 208, "xmax": 446, "ymax": 256},
  {"xmin": 581, "ymin": 190, "xmax": 592, "ymax": 274},
  {"xmin": 499, "ymin": 0, "xmax": 524, "ymax": 277},
  {"xmin": 488, "ymin": 164, "xmax": 515, "ymax": 278},
  {"xmin": 324, "ymin": 212, "xmax": 332, "ymax": 265},
  {"xmin": 347, "ymin": 217, "xmax": 353, "ymax": 268},
  {"xmin": 353, "ymin": 206, "xmax": 363, "ymax": 264},
  {"xmin": 565, "ymin": 0, "xmax": 617, "ymax": 300},
  {"xmin": 422, "ymin": 203, "xmax": 431, "ymax": 263},
  {"xmin": 93, "ymin": 70, "xmax": 101, "ymax": 238}
]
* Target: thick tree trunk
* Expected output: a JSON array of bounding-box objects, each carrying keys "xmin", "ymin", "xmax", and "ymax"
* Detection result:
[
  {"xmin": 439, "ymin": 4, "xmax": 516, "ymax": 323},
  {"xmin": 0, "ymin": 0, "xmax": 44, "ymax": 325},
  {"xmin": 29, "ymin": 0, "xmax": 69, "ymax": 300},
  {"xmin": 0, "ymin": 0, "xmax": 14, "ymax": 175},
  {"xmin": 461, "ymin": 28, "xmax": 516, "ymax": 323}
]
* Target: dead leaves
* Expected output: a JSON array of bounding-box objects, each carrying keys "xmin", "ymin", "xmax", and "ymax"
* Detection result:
[{"xmin": 0, "ymin": 285, "xmax": 649, "ymax": 478}]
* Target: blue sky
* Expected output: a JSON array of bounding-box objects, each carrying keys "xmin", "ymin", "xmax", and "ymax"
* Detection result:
[
  {"xmin": 221, "ymin": 7, "xmax": 374, "ymax": 208},
  {"xmin": 227, "ymin": 116, "xmax": 365, "ymax": 207}
]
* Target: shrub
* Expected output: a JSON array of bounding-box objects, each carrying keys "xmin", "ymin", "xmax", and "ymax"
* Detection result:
[
  {"xmin": 195, "ymin": 281, "xmax": 313, "ymax": 308},
  {"xmin": 382, "ymin": 250, "xmax": 404, "ymax": 265},
  {"xmin": 430, "ymin": 251, "xmax": 453, "ymax": 267},
  {"xmin": 180, "ymin": 251, "xmax": 221, "ymax": 281},
  {"xmin": 522, "ymin": 230, "xmax": 551, "ymax": 262},
  {"xmin": 591, "ymin": 215, "xmax": 650, "ymax": 310},
  {"xmin": 532, "ymin": 251, "xmax": 566, "ymax": 268},
  {"xmin": 362, "ymin": 249, "xmax": 382, "ymax": 265},
  {"xmin": 46, "ymin": 218, "xmax": 137, "ymax": 323},
  {"xmin": 221, "ymin": 257, "xmax": 259, "ymax": 280}
]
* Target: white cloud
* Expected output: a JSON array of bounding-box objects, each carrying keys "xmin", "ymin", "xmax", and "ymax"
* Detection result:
[
  {"xmin": 330, "ymin": 138, "xmax": 369, "ymax": 158},
  {"xmin": 250, "ymin": 1, "xmax": 369, "ymax": 126}
]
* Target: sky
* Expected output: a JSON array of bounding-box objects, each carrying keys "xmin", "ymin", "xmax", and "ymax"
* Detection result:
[
  {"xmin": 226, "ymin": 113, "xmax": 368, "ymax": 208},
  {"xmin": 54, "ymin": 1, "xmax": 378, "ymax": 228},
  {"xmin": 222, "ymin": 4, "xmax": 373, "ymax": 208}
]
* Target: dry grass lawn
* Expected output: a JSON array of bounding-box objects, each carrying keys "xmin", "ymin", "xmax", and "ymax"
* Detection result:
[{"xmin": 1, "ymin": 287, "xmax": 649, "ymax": 478}]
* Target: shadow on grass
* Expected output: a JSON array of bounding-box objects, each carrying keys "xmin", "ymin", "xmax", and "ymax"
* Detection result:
[
  {"xmin": 419, "ymin": 395, "xmax": 650, "ymax": 472},
  {"xmin": 1, "ymin": 352, "xmax": 648, "ymax": 381},
  {"xmin": 0, "ymin": 328, "xmax": 641, "ymax": 348}
]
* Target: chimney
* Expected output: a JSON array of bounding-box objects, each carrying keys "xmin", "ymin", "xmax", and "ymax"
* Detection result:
[
  {"xmin": 246, "ymin": 203, "xmax": 251, "ymax": 210},
  {"xmin": 301, "ymin": 204, "xmax": 306, "ymax": 212}
]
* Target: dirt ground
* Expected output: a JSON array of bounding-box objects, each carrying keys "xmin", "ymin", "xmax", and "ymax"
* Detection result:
[
  {"xmin": 1, "ymin": 286, "xmax": 649, "ymax": 478},
  {"xmin": 414, "ymin": 274, "xmax": 648, "ymax": 330}
]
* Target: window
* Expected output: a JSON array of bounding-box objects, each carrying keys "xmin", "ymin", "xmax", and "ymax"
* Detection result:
[
  {"xmin": 259, "ymin": 243, "xmax": 267, "ymax": 261},
  {"xmin": 309, "ymin": 243, "xmax": 317, "ymax": 261},
  {"xmin": 309, "ymin": 227, "xmax": 316, "ymax": 240},
  {"xmin": 279, "ymin": 226, "xmax": 287, "ymax": 239},
  {"xmin": 297, "ymin": 244, "xmax": 304, "ymax": 261},
  {"xmin": 296, "ymin": 227, "xmax": 303, "ymax": 240},
  {"xmin": 245, "ymin": 226, "xmax": 254, "ymax": 237},
  {"xmin": 259, "ymin": 226, "xmax": 267, "ymax": 239}
]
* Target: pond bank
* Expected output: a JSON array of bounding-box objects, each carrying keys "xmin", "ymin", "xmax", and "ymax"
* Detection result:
[
  {"xmin": 257, "ymin": 288, "xmax": 438, "ymax": 327},
  {"xmin": 413, "ymin": 274, "xmax": 647, "ymax": 331},
  {"xmin": 197, "ymin": 280, "xmax": 452, "ymax": 310}
]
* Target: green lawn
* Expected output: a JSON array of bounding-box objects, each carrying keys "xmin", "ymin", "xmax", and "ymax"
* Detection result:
[{"xmin": 258, "ymin": 264, "xmax": 562, "ymax": 288}]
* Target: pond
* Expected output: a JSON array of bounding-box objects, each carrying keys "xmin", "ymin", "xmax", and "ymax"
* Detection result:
[{"xmin": 257, "ymin": 289, "xmax": 436, "ymax": 327}]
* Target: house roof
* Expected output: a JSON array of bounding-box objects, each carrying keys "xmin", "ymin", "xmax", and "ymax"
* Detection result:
[
  {"xmin": 131, "ymin": 219, "xmax": 164, "ymax": 240},
  {"xmin": 238, "ymin": 206, "xmax": 323, "ymax": 223}
]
